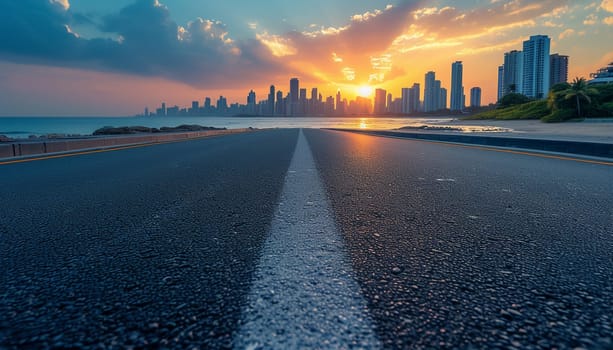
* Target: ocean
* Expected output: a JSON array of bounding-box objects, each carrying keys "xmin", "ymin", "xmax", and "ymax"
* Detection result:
[{"xmin": 0, "ymin": 116, "xmax": 455, "ymax": 139}]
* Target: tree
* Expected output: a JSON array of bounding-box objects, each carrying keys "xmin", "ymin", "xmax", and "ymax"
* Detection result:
[
  {"xmin": 498, "ymin": 93, "xmax": 531, "ymax": 109},
  {"xmin": 563, "ymin": 77, "xmax": 598, "ymax": 118}
]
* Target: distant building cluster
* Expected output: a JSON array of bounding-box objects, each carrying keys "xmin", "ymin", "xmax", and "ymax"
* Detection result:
[
  {"xmin": 140, "ymin": 33, "xmax": 612, "ymax": 117},
  {"xmin": 146, "ymin": 61, "xmax": 483, "ymax": 117},
  {"xmin": 497, "ymin": 35, "xmax": 569, "ymax": 100}
]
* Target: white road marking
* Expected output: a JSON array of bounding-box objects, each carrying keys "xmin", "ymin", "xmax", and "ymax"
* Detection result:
[{"xmin": 234, "ymin": 130, "xmax": 380, "ymax": 349}]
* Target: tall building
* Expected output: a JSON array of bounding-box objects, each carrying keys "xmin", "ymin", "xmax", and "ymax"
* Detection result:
[
  {"xmin": 247, "ymin": 90, "xmax": 256, "ymax": 114},
  {"xmin": 470, "ymin": 87, "xmax": 482, "ymax": 108},
  {"xmin": 522, "ymin": 35, "xmax": 551, "ymax": 99},
  {"xmin": 386, "ymin": 93, "xmax": 393, "ymax": 113},
  {"xmin": 190, "ymin": 101, "xmax": 199, "ymax": 115},
  {"xmin": 497, "ymin": 65, "xmax": 504, "ymax": 101},
  {"xmin": 268, "ymin": 85, "xmax": 275, "ymax": 115},
  {"xmin": 410, "ymin": 83, "xmax": 420, "ymax": 113},
  {"xmin": 424, "ymin": 71, "xmax": 438, "ymax": 112},
  {"xmin": 439, "ymin": 86, "xmax": 447, "ymax": 110},
  {"xmin": 550, "ymin": 53, "xmax": 569, "ymax": 86},
  {"xmin": 401, "ymin": 88, "xmax": 410, "ymax": 114},
  {"xmin": 374, "ymin": 88, "xmax": 387, "ymax": 114},
  {"xmin": 216, "ymin": 96, "xmax": 227, "ymax": 112},
  {"xmin": 289, "ymin": 78, "xmax": 299, "ymax": 115},
  {"xmin": 310, "ymin": 88, "xmax": 318, "ymax": 114},
  {"xmin": 450, "ymin": 61, "xmax": 463, "ymax": 111},
  {"xmin": 276, "ymin": 90, "xmax": 284, "ymax": 115},
  {"xmin": 325, "ymin": 96, "xmax": 335, "ymax": 115},
  {"xmin": 503, "ymin": 50, "xmax": 524, "ymax": 95},
  {"xmin": 204, "ymin": 97, "xmax": 211, "ymax": 113}
]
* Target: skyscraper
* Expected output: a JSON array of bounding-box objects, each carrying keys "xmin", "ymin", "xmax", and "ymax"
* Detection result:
[
  {"xmin": 522, "ymin": 35, "xmax": 551, "ymax": 99},
  {"xmin": 299, "ymin": 88, "xmax": 307, "ymax": 115},
  {"xmin": 439, "ymin": 86, "xmax": 447, "ymax": 110},
  {"xmin": 247, "ymin": 90, "xmax": 256, "ymax": 114},
  {"xmin": 503, "ymin": 50, "xmax": 524, "ymax": 95},
  {"xmin": 550, "ymin": 53, "xmax": 569, "ymax": 86},
  {"xmin": 289, "ymin": 78, "xmax": 299, "ymax": 115},
  {"xmin": 311, "ymin": 88, "xmax": 318, "ymax": 114},
  {"xmin": 401, "ymin": 88, "xmax": 410, "ymax": 114},
  {"xmin": 497, "ymin": 65, "xmax": 504, "ymax": 101},
  {"xmin": 374, "ymin": 88, "xmax": 387, "ymax": 114},
  {"xmin": 410, "ymin": 83, "xmax": 420, "ymax": 113},
  {"xmin": 268, "ymin": 85, "xmax": 275, "ymax": 115},
  {"xmin": 424, "ymin": 71, "xmax": 437, "ymax": 112},
  {"xmin": 204, "ymin": 97, "xmax": 211, "ymax": 113},
  {"xmin": 276, "ymin": 90, "xmax": 284, "ymax": 115},
  {"xmin": 450, "ymin": 61, "xmax": 463, "ymax": 111},
  {"xmin": 470, "ymin": 87, "xmax": 482, "ymax": 108}
]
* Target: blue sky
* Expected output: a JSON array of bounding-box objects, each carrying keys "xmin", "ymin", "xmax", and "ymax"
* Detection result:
[{"xmin": 69, "ymin": 0, "xmax": 395, "ymax": 37}]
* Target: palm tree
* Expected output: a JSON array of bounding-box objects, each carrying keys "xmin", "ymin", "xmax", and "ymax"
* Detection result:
[{"xmin": 563, "ymin": 77, "xmax": 598, "ymax": 118}]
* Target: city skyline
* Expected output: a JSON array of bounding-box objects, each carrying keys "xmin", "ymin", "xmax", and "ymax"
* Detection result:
[{"xmin": 1, "ymin": 0, "xmax": 613, "ymax": 116}]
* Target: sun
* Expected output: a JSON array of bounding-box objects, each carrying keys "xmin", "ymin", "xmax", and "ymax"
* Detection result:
[{"xmin": 356, "ymin": 85, "xmax": 373, "ymax": 97}]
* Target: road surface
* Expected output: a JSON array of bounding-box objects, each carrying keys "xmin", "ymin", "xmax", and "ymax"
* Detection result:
[{"xmin": 1, "ymin": 129, "xmax": 611, "ymax": 349}]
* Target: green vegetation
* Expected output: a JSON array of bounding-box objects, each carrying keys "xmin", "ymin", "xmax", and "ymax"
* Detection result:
[
  {"xmin": 467, "ymin": 100, "xmax": 549, "ymax": 120},
  {"xmin": 466, "ymin": 79, "xmax": 613, "ymax": 122}
]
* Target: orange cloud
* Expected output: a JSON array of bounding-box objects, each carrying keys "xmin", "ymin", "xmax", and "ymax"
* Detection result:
[{"xmin": 601, "ymin": 0, "xmax": 613, "ymax": 12}]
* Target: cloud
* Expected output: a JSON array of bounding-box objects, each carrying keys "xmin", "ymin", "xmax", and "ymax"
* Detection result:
[
  {"xmin": 405, "ymin": 0, "xmax": 569, "ymax": 41},
  {"xmin": 0, "ymin": 0, "xmax": 289, "ymax": 89},
  {"xmin": 50, "ymin": 0, "xmax": 70, "ymax": 10},
  {"xmin": 602, "ymin": 0, "xmax": 613, "ymax": 12},
  {"xmin": 583, "ymin": 14, "xmax": 598, "ymax": 25},
  {"xmin": 255, "ymin": 2, "xmax": 420, "ymax": 84},
  {"xmin": 604, "ymin": 16, "xmax": 613, "ymax": 24},
  {"xmin": 559, "ymin": 28, "xmax": 575, "ymax": 39}
]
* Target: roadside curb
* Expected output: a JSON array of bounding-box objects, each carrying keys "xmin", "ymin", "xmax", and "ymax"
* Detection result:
[
  {"xmin": 0, "ymin": 128, "xmax": 255, "ymax": 161},
  {"xmin": 329, "ymin": 129, "xmax": 613, "ymax": 159}
]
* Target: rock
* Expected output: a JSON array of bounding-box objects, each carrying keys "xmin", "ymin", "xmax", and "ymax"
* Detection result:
[
  {"xmin": 159, "ymin": 125, "xmax": 226, "ymax": 132},
  {"xmin": 93, "ymin": 125, "xmax": 226, "ymax": 135},
  {"xmin": 0, "ymin": 134, "xmax": 13, "ymax": 142}
]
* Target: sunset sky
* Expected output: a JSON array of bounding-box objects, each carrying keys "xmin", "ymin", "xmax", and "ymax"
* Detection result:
[{"xmin": 1, "ymin": 0, "xmax": 612, "ymax": 116}]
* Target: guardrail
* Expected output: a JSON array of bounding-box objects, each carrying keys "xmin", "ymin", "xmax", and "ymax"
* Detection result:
[
  {"xmin": 0, "ymin": 129, "xmax": 253, "ymax": 159},
  {"xmin": 330, "ymin": 129, "xmax": 613, "ymax": 159}
]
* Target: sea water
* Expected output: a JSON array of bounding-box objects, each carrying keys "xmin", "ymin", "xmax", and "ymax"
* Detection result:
[{"xmin": 0, "ymin": 116, "xmax": 455, "ymax": 139}]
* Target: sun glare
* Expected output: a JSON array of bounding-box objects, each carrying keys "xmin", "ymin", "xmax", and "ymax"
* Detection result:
[{"xmin": 356, "ymin": 85, "xmax": 373, "ymax": 97}]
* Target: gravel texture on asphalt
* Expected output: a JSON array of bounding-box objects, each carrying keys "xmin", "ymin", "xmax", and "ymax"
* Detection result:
[
  {"xmin": 0, "ymin": 129, "xmax": 298, "ymax": 349},
  {"xmin": 305, "ymin": 129, "xmax": 613, "ymax": 349}
]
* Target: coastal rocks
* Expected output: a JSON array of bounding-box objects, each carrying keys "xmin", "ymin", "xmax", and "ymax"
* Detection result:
[
  {"xmin": 93, "ymin": 125, "xmax": 226, "ymax": 135},
  {"xmin": 0, "ymin": 134, "xmax": 14, "ymax": 142},
  {"xmin": 93, "ymin": 126, "xmax": 157, "ymax": 135},
  {"xmin": 159, "ymin": 125, "xmax": 226, "ymax": 133}
]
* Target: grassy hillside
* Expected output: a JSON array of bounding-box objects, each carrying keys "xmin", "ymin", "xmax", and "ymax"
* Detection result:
[{"xmin": 466, "ymin": 81, "xmax": 613, "ymax": 122}]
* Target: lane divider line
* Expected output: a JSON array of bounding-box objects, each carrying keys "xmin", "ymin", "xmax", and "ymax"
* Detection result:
[{"xmin": 234, "ymin": 129, "xmax": 380, "ymax": 349}]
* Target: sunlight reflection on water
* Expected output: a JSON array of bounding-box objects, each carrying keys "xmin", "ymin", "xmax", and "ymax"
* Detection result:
[{"xmin": 0, "ymin": 116, "xmax": 512, "ymax": 138}]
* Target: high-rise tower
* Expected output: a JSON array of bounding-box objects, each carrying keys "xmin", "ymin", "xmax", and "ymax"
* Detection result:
[
  {"xmin": 450, "ymin": 61, "xmax": 463, "ymax": 111},
  {"xmin": 522, "ymin": 35, "xmax": 551, "ymax": 99},
  {"xmin": 424, "ymin": 71, "xmax": 437, "ymax": 112},
  {"xmin": 550, "ymin": 54, "xmax": 569, "ymax": 86},
  {"xmin": 503, "ymin": 50, "xmax": 523, "ymax": 95},
  {"xmin": 289, "ymin": 78, "xmax": 299, "ymax": 116}
]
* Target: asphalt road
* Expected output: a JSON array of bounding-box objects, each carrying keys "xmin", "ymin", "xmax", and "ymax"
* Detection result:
[{"xmin": 1, "ymin": 129, "xmax": 612, "ymax": 349}]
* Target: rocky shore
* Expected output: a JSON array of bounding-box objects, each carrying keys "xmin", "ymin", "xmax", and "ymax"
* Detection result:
[{"xmin": 93, "ymin": 124, "xmax": 226, "ymax": 136}]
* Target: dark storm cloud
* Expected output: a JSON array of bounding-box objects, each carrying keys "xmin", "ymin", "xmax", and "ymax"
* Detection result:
[{"xmin": 0, "ymin": 0, "xmax": 288, "ymax": 87}]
